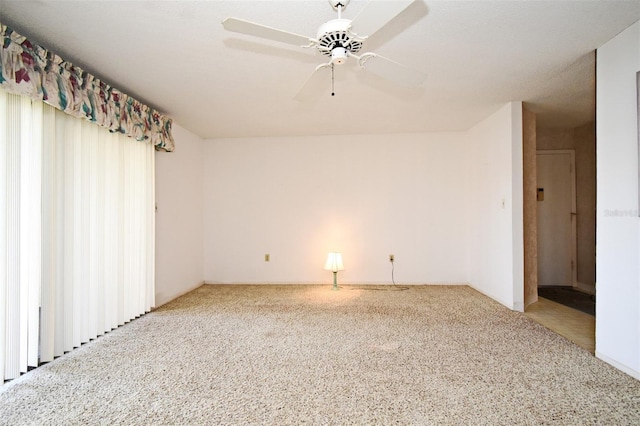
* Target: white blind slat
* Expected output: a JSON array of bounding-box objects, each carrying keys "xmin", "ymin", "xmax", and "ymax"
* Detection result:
[
  {"xmin": 6, "ymin": 92, "xmax": 22, "ymax": 379},
  {"xmin": 0, "ymin": 90, "xmax": 8, "ymax": 380},
  {"xmin": 40, "ymin": 103, "xmax": 57, "ymax": 363},
  {"xmin": 21, "ymin": 95, "xmax": 42, "ymax": 369}
]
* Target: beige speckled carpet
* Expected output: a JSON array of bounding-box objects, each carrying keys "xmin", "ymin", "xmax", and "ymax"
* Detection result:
[{"xmin": 1, "ymin": 284, "xmax": 639, "ymax": 425}]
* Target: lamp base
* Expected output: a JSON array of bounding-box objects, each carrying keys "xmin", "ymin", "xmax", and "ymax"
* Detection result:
[{"xmin": 332, "ymin": 271, "xmax": 339, "ymax": 291}]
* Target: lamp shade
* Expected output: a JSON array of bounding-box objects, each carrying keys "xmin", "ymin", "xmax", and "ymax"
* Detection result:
[{"xmin": 324, "ymin": 252, "xmax": 345, "ymax": 272}]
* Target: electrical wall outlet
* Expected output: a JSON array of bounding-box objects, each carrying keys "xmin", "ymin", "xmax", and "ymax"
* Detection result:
[
  {"xmin": 389, "ymin": 254, "xmax": 394, "ymax": 262},
  {"xmin": 265, "ymin": 254, "xmax": 270, "ymax": 262}
]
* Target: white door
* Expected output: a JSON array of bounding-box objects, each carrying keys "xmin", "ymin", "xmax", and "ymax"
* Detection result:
[{"xmin": 537, "ymin": 150, "xmax": 576, "ymax": 287}]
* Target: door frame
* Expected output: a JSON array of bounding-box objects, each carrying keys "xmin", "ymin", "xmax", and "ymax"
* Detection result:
[{"xmin": 536, "ymin": 149, "xmax": 578, "ymax": 288}]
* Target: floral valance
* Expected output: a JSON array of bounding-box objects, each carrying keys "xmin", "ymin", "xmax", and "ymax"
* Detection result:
[{"xmin": 0, "ymin": 23, "xmax": 174, "ymax": 152}]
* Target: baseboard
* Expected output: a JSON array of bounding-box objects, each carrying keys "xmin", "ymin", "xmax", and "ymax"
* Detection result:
[
  {"xmin": 466, "ymin": 282, "xmax": 524, "ymax": 312},
  {"xmin": 574, "ymin": 282, "xmax": 595, "ymax": 295},
  {"xmin": 154, "ymin": 280, "xmax": 205, "ymax": 308},
  {"xmin": 512, "ymin": 301, "xmax": 525, "ymax": 312},
  {"xmin": 596, "ymin": 351, "xmax": 640, "ymax": 381},
  {"xmin": 203, "ymin": 282, "xmax": 467, "ymax": 286},
  {"xmin": 204, "ymin": 281, "xmax": 325, "ymax": 285}
]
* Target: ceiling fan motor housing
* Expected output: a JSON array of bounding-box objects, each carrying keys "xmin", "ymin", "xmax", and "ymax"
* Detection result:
[{"xmin": 316, "ymin": 19, "xmax": 363, "ymax": 60}]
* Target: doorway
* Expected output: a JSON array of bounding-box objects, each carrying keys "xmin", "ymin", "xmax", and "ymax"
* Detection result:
[
  {"xmin": 535, "ymin": 147, "xmax": 596, "ymax": 319},
  {"xmin": 536, "ymin": 150, "xmax": 577, "ymax": 287},
  {"xmin": 528, "ymin": 148, "xmax": 595, "ymax": 352}
]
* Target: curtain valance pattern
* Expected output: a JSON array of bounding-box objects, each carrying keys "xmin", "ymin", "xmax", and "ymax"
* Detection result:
[{"xmin": 0, "ymin": 23, "xmax": 174, "ymax": 151}]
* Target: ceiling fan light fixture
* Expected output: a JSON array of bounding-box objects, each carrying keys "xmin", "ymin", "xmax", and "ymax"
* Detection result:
[{"xmin": 331, "ymin": 47, "xmax": 348, "ymax": 65}]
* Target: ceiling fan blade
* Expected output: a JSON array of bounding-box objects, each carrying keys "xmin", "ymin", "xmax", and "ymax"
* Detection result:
[
  {"xmin": 359, "ymin": 53, "xmax": 426, "ymax": 88},
  {"xmin": 294, "ymin": 63, "xmax": 332, "ymax": 102},
  {"xmin": 349, "ymin": 0, "xmax": 415, "ymax": 38},
  {"xmin": 222, "ymin": 18, "xmax": 314, "ymax": 47}
]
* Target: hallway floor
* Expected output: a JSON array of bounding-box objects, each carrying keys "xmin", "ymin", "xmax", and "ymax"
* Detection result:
[
  {"xmin": 538, "ymin": 286, "xmax": 595, "ymax": 316},
  {"xmin": 525, "ymin": 297, "xmax": 595, "ymax": 353}
]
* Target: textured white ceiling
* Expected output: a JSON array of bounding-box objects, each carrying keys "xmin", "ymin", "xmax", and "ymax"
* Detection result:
[{"xmin": 1, "ymin": 0, "xmax": 639, "ymax": 139}]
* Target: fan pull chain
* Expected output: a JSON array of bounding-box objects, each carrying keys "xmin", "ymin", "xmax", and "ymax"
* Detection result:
[{"xmin": 331, "ymin": 63, "xmax": 335, "ymax": 96}]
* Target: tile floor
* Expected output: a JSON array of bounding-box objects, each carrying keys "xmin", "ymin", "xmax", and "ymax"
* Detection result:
[{"xmin": 525, "ymin": 297, "xmax": 595, "ymax": 353}]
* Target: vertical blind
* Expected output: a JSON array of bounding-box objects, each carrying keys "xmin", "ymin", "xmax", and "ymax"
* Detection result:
[{"xmin": 0, "ymin": 89, "xmax": 155, "ymax": 382}]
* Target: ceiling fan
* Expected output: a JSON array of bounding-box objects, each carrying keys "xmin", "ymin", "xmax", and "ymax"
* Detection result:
[{"xmin": 222, "ymin": 0, "xmax": 426, "ymax": 100}]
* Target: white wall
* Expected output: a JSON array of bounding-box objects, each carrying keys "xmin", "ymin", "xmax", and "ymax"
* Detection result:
[
  {"xmin": 203, "ymin": 132, "xmax": 469, "ymax": 285},
  {"xmin": 155, "ymin": 123, "xmax": 204, "ymax": 306},
  {"xmin": 596, "ymin": 21, "xmax": 640, "ymax": 379},
  {"xmin": 466, "ymin": 102, "xmax": 524, "ymax": 311}
]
